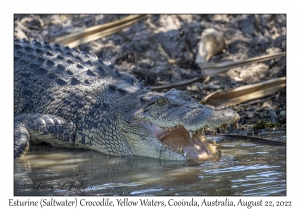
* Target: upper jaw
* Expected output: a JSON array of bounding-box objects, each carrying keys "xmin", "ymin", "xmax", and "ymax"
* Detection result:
[{"xmin": 179, "ymin": 107, "xmax": 240, "ymax": 132}]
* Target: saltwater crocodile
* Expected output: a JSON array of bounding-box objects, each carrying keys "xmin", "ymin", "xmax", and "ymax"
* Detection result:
[{"xmin": 14, "ymin": 38, "xmax": 240, "ymax": 162}]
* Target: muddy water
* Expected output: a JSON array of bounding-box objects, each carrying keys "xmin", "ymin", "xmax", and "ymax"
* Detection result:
[{"xmin": 14, "ymin": 131, "xmax": 286, "ymax": 196}]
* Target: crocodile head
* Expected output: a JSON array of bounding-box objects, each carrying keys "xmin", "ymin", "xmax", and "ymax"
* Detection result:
[{"xmin": 120, "ymin": 88, "xmax": 240, "ymax": 162}]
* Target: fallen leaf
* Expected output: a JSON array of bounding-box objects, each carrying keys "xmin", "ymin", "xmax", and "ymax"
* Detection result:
[
  {"xmin": 200, "ymin": 52, "xmax": 286, "ymax": 77},
  {"xmin": 50, "ymin": 15, "xmax": 147, "ymax": 48},
  {"xmin": 201, "ymin": 77, "xmax": 286, "ymax": 107}
]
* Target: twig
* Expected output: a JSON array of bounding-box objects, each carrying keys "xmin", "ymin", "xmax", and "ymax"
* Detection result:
[{"xmin": 151, "ymin": 52, "xmax": 286, "ymax": 91}]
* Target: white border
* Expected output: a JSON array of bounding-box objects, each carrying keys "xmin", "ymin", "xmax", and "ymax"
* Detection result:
[{"xmin": 2, "ymin": 0, "xmax": 298, "ymax": 208}]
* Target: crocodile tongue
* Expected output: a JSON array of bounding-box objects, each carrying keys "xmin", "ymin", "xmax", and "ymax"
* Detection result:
[{"xmin": 158, "ymin": 127, "xmax": 221, "ymax": 162}]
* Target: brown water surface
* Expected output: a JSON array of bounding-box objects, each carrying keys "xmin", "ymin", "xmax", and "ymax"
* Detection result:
[{"xmin": 14, "ymin": 131, "xmax": 286, "ymax": 196}]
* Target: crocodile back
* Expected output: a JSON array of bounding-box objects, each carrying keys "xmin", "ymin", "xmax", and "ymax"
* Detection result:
[{"xmin": 14, "ymin": 39, "xmax": 139, "ymax": 119}]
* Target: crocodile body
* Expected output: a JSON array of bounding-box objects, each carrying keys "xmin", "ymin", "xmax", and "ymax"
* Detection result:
[{"xmin": 14, "ymin": 38, "xmax": 239, "ymax": 162}]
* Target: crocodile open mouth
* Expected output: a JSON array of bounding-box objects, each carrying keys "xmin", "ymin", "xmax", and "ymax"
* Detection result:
[{"xmin": 145, "ymin": 122, "xmax": 238, "ymax": 162}]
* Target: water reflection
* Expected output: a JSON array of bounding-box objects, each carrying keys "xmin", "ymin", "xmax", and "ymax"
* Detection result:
[{"xmin": 14, "ymin": 132, "xmax": 286, "ymax": 196}]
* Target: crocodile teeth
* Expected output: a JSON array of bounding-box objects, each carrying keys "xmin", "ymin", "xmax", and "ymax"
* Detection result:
[
  {"xmin": 234, "ymin": 122, "xmax": 239, "ymax": 129},
  {"xmin": 189, "ymin": 132, "xmax": 193, "ymax": 139},
  {"xmin": 179, "ymin": 147, "xmax": 183, "ymax": 153},
  {"xmin": 196, "ymin": 130, "xmax": 201, "ymax": 136},
  {"xmin": 201, "ymin": 128, "xmax": 206, "ymax": 136},
  {"xmin": 213, "ymin": 128, "xmax": 217, "ymax": 135},
  {"xmin": 222, "ymin": 124, "xmax": 227, "ymax": 131},
  {"xmin": 183, "ymin": 152, "xmax": 187, "ymax": 157}
]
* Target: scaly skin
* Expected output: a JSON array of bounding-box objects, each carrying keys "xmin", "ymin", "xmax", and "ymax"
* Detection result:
[{"xmin": 14, "ymin": 38, "xmax": 239, "ymax": 162}]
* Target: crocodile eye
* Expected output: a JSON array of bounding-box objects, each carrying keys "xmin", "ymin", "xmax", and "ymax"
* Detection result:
[{"xmin": 157, "ymin": 98, "xmax": 167, "ymax": 105}]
